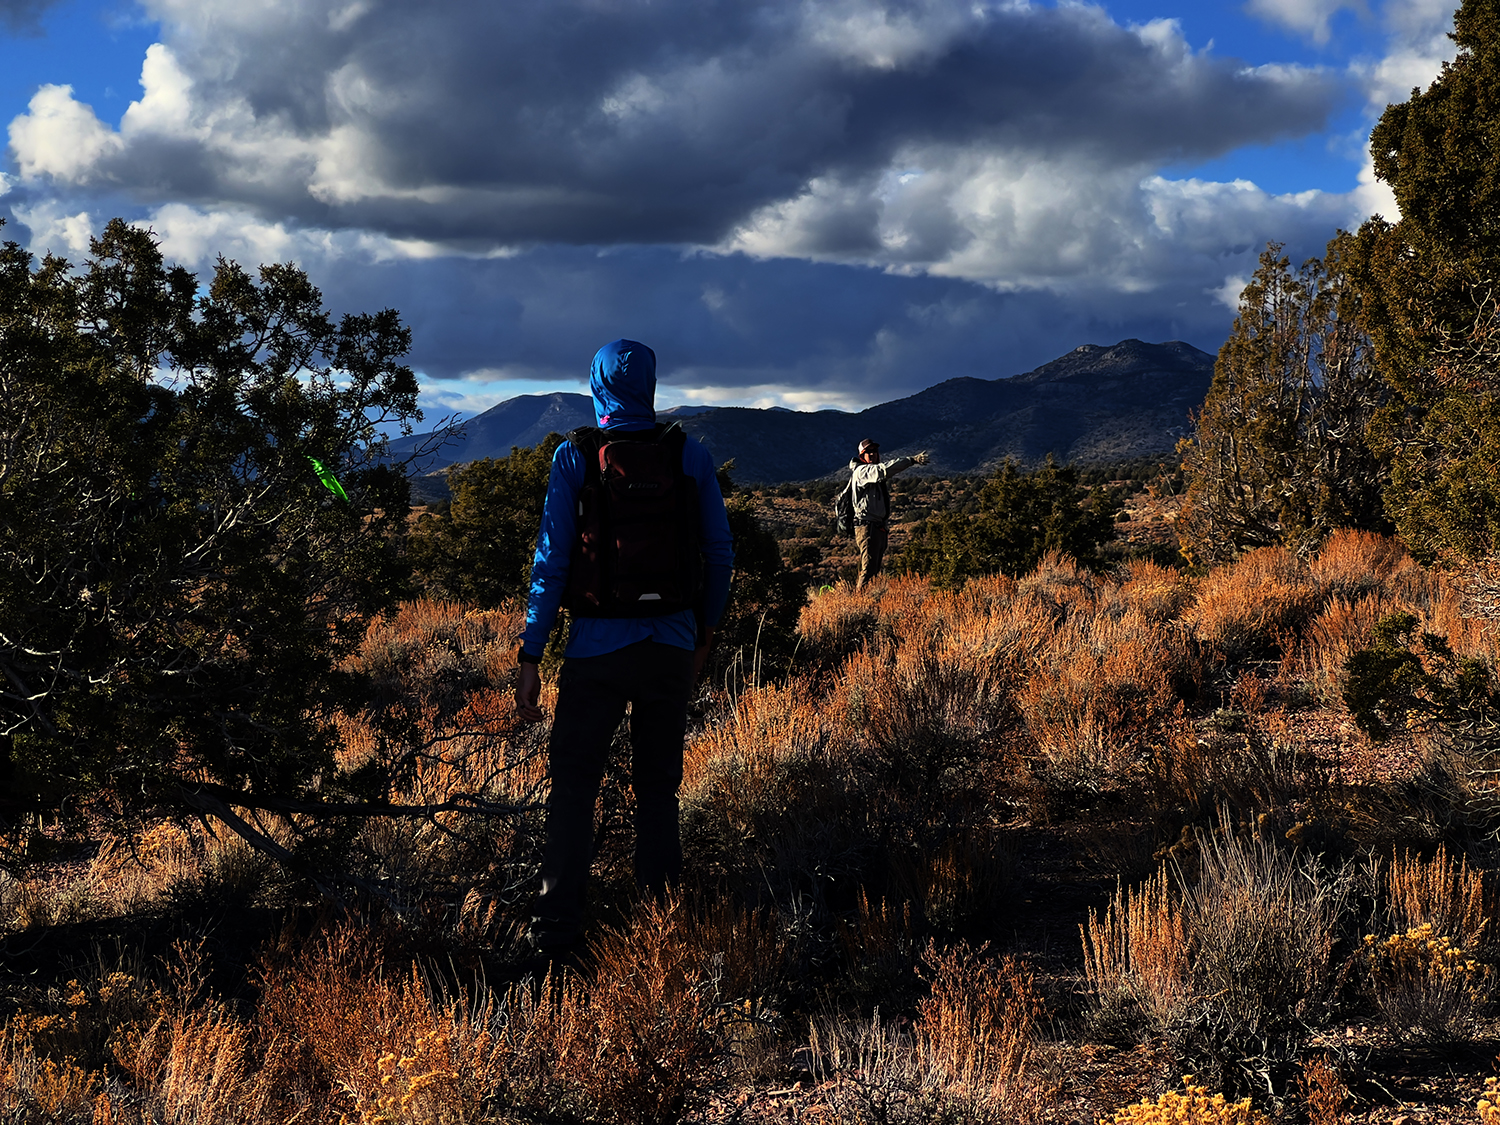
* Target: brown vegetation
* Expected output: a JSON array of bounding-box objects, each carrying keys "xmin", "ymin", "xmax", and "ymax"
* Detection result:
[{"xmin": 4, "ymin": 530, "xmax": 1500, "ymax": 1121}]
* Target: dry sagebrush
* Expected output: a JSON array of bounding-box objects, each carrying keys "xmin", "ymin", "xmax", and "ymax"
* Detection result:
[{"xmin": 810, "ymin": 943, "xmax": 1044, "ymax": 1125}]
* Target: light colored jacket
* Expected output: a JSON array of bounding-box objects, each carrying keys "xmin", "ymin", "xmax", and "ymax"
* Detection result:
[{"xmin": 847, "ymin": 456, "xmax": 917, "ymax": 525}]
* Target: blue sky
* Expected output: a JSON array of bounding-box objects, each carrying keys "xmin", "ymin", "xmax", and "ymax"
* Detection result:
[{"xmin": 0, "ymin": 0, "xmax": 1456, "ymax": 419}]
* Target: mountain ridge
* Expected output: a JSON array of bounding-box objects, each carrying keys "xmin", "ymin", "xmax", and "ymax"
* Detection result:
[{"xmin": 390, "ymin": 338, "xmax": 1215, "ymax": 489}]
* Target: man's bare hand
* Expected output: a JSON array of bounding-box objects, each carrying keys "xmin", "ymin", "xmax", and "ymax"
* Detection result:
[
  {"xmin": 912, "ymin": 450, "xmax": 931, "ymax": 465},
  {"xmin": 694, "ymin": 630, "xmax": 716, "ymax": 680},
  {"xmin": 516, "ymin": 661, "xmax": 545, "ymax": 723}
]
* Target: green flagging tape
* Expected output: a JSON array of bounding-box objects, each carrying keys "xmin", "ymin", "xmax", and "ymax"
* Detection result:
[{"xmin": 307, "ymin": 456, "xmax": 349, "ymax": 502}]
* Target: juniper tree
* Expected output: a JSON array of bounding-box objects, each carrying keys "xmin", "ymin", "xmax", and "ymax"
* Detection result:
[
  {"xmin": 1177, "ymin": 243, "xmax": 1388, "ymax": 565},
  {"xmin": 1346, "ymin": 0, "xmax": 1500, "ymax": 561},
  {"xmin": 899, "ymin": 457, "xmax": 1117, "ymax": 586},
  {"xmin": 409, "ymin": 435, "xmax": 565, "ymax": 607},
  {"xmin": 0, "ymin": 218, "xmax": 424, "ymax": 869}
]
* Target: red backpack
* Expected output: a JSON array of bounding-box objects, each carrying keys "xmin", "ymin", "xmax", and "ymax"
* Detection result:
[{"xmin": 563, "ymin": 423, "xmax": 703, "ymax": 617}]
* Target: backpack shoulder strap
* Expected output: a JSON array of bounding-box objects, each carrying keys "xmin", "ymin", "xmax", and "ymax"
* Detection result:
[
  {"xmin": 656, "ymin": 420, "xmax": 687, "ymax": 455},
  {"xmin": 567, "ymin": 426, "xmax": 605, "ymax": 484}
]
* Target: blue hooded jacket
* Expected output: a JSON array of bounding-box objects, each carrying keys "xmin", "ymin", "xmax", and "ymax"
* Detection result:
[
  {"xmin": 590, "ymin": 339, "xmax": 657, "ymax": 432},
  {"xmin": 520, "ymin": 340, "xmax": 735, "ymax": 659}
]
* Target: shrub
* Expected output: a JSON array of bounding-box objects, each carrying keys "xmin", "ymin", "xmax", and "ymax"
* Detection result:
[
  {"xmin": 110, "ymin": 1003, "xmax": 277, "ymax": 1125},
  {"xmin": 1362, "ymin": 846, "xmax": 1488, "ymax": 1050},
  {"xmin": 1109, "ymin": 1078, "xmax": 1269, "ymax": 1124},
  {"xmin": 1298, "ymin": 1056, "xmax": 1347, "ymax": 1125},
  {"xmin": 797, "ymin": 580, "xmax": 884, "ymax": 664},
  {"xmin": 1344, "ymin": 611, "xmax": 1500, "ymax": 824},
  {"xmin": 1120, "ymin": 558, "xmax": 1194, "ymax": 623},
  {"xmin": 1362, "ymin": 922, "xmax": 1490, "ymax": 1042},
  {"xmin": 1382, "ymin": 844, "xmax": 1489, "ymax": 947},
  {"xmin": 837, "ymin": 888, "xmax": 920, "ymax": 998},
  {"xmin": 680, "ymin": 676, "xmax": 868, "ymax": 904},
  {"xmin": 841, "ymin": 636, "xmax": 1008, "ymax": 814},
  {"xmin": 1016, "ymin": 606, "xmax": 1198, "ymax": 791},
  {"xmin": 900, "ymin": 458, "xmax": 1117, "ymax": 586},
  {"xmin": 570, "ymin": 898, "xmax": 725, "ymax": 1125},
  {"xmin": 1177, "ymin": 825, "xmax": 1354, "ymax": 1092},
  {"xmin": 1307, "ymin": 529, "xmax": 1415, "ymax": 599},
  {"xmin": 1081, "ymin": 866, "xmax": 1192, "ymax": 1032},
  {"xmin": 1295, "ymin": 592, "xmax": 1398, "ymax": 704},
  {"xmin": 0, "ymin": 219, "xmax": 420, "ymax": 864},
  {"xmin": 0, "ymin": 1035, "xmax": 101, "ymax": 1124},
  {"xmin": 915, "ymin": 942, "xmax": 1043, "ymax": 1108},
  {"xmin": 809, "ymin": 944, "xmax": 1044, "ymax": 1124},
  {"xmin": 1187, "ymin": 547, "xmax": 1321, "ymax": 664},
  {"xmin": 407, "ymin": 434, "xmax": 563, "ymax": 608},
  {"xmin": 1081, "ymin": 823, "xmax": 1355, "ymax": 1095}
]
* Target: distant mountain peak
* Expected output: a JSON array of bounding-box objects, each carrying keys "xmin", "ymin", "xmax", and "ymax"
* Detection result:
[{"xmin": 393, "ymin": 338, "xmax": 1215, "ymax": 495}]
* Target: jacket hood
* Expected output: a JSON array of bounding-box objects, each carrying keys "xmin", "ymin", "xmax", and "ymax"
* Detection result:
[{"xmin": 590, "ymin": 339, "xmax": 656, "ymax": 430}]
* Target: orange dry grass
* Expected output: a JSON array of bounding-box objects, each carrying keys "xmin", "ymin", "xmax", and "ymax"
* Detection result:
[
  {"xmin": 1383, "ymin": 845, "xmax": 1489, "ymax": 947},
  {"xmin": 840, "ymin": 631, "xmax": 1009, "ymax": 781},
  {"xmin": 809, "ymin": 942, "xmax": 1045, "ymax": 1122},
  {"xmin": 331, "ymin": 599, "xmax": 551, "ymax": 901},
  {"xmin": 1017, "ymin": 551, "xmax": 1106, "ymax": 617},
  {"xmin": 797, "ymin": 579, "xmax": 884, "ymax": 658},
  {"xmin": 257, "ymin": 927, "xmax": 508, "ymax": 1123},
  {"xmin": 1298, "ymin": 1055, "xmax": 1348, "ymax": 1125},
  {"xmin": 574, "ymin": 898, "xmax": 727, "ymax": 1124},
  {"xmin": 837, "ymin": 887, "xmax": 918, "ymax": 986},
  {"xmin": 80, "ymin": 822, "xmax": 264, "ymax": 920},
  {"xmin": 1291, "ymin": 532, "xmax": 1498, "ymax": 701},
  {"xmin": 1187, "ymin": 546, "xmax": 1321, "ymax": 662},
  {"xmin": 683, "ymin": 676, "xmax": 834, "ymax": 798},
  {"xmin": 0, "ymin": 1026, "xmax": 101, "ymax": 1123},
  {"xmin": 1308, "ymin": 529, "xmax": 1419, "ymax": 598},
  {"xmin": 1081, "ymin": 866, "xmax": 1191, "ymax": 1029},
  {"xmin": 902, "ymin": 827, "xmax": 1016, "ymax": 931},
  {"xmin": 680, "ymin": 677, "xmax": 860, "ymax": 886},
  {"xmin": 237, "ymin": 903, "xmax": 750, "ymax": 1125},
  {"xmin": 916, "ymin": 942, "xmax": 1043, "ymax": 1104},
  {"xmin": 105, "ymin": 1003, "xmax": 279, "ymax": 1125},
  {"xmin": 1295, "ymin": 592, "xmax": 1399, "ymax": 702},
  {"xmin": 1015, "ymin": 607, "xmax": 1195, "ymax": 779},
  {"xmin": 1121, "ymin": 558, "xmax": 1195, "ymax": 623}
]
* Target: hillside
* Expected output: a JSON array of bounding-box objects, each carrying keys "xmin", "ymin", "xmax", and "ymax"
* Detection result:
[{"xmin": 391, "ymin": 339, "xmax": 1214, "ymax": 493}]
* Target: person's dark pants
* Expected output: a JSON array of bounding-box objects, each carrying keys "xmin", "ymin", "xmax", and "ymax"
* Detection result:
[
  {"xmin": 855, "ymin": 521, "xmax": 889, "ymax": 589},
  {"xmin": 530, "ymin": 639, "xmax": 695, "ymax": 953}
]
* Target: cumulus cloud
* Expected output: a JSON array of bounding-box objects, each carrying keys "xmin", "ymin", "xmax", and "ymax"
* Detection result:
[
  {"xmin": 726, "ymin": 150, "xmax": 1358, "ymax": 297},
  {"xmin": 2, "ymin": 0, "xmax": 1454, "ymax": 410},
  {"xmin": 7, "ymin": 0, "xmax": 1343, "ymax": 259},
  {"xmin": 1360, "ymin": 0, "xmax": 1456, "ymax": 112},
  {"xmin": 9, "ymin": 200, "xmax": 98, "ymax": 257},
  {"xmin": 8, "ymin": 86, "xmax": 122, "ymax": 181},
  {"xmin": 1345, "ymin": 0, "xmax": 1458, "ymax": 221},
  {"xmin": 1245, "ymin": 0, "xmax": 1367, "ymax": 44}
]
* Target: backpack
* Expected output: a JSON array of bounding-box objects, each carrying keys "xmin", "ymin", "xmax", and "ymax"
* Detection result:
[
  {"xmin": 563, "ymin": 422, "xmax": 703, "ymax": 617},
  {"xmin": 832, "ymin": 480, "xmax": 855, "ymax": 536}
]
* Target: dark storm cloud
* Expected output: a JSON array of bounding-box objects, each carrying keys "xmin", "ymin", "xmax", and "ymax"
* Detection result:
[
  {"xmin": 12, "ymin": 0, "xmax": 1346, "ymax": 248},
  {"xmin": 306, "ymin": 232, "xmax": 1339, "ymax": 398}
]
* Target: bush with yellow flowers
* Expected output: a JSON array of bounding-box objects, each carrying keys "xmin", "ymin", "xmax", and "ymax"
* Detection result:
[
  {"xmin": 1478, "ymin": 1076, "xmax": 1500, "ymax": 1124},
  {"xmin": 1363, "ymin": 922, "xmax": 1491, "ymax": 1042},
  {"xmin": 1110, "ymin": 1078, "xmax": 1269, "ymax": 1125}
]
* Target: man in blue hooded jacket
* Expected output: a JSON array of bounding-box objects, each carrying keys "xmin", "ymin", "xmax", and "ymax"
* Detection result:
[{"xmin": 515, "ymin": 339, "xmax": 734, "ymax": 955}]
